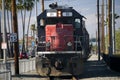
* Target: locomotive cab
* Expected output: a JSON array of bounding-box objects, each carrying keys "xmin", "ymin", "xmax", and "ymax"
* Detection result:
[{"xmin": 36, "ymin": 3, "xmax": 90, "ymax": 77}]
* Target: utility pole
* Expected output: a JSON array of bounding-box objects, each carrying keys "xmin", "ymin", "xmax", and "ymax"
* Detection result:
[
  {"xmin": 108, "ymin": 0, "xmax": 112, "ymax": 56},
  {"xmin": 112, "ymin": 0, "xmax": 115, "ymax": 54},
  {"xmin": 101, "ymin": 0, "xmax": 105, "ymax": 54},
  {"xmin": 35, "ymin": 0, "xmax": 38, "ymax": 17},
  {"xmin": 0, "ymin": 12, "xmax": 2, "ymax": 59},
  {"xmin": 33, "ymin": 0, "xmax": 38, "ymax": 45},
  {"xmin": 97, "ymin": 0, "xmax": 101, "ymax": 61},
  {"xmin": 11, "ymin": 0, "xmax": 19, "ymax": 75},
  {"xmin": 41, "ymin": 0, "xmax": 44, "ymax": 12},
  {"xmin": 96, "ymin": 31, "xmax": 98, "ymax": 54},
  {"xmin": 2, "ymin": 0, "xmax": 7, "ymax": 63},
  {"xmin": 39, "ymin": 0, "xmax": 45, "ymax": 26},
  {"xmin": 105, "ymin": 0, "xmax": 108, "ymax": 54}
]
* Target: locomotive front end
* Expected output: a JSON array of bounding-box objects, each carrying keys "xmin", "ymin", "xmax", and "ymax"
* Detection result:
[
  {"xmin": 36, "ymin": 3, "xmax": 90, "ymax": 77},
  {"xmin": 36, "ymin": 23, "xmax": 83, "ymax": 76}
]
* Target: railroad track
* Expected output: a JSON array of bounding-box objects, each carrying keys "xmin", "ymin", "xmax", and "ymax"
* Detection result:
[
  {"xmin": 12, "ymin": 71, "xmax": 79, "ymax": 80},
  {"xmin": 12, "ymin": 54, "xmax": 120, "ymax": 80}
]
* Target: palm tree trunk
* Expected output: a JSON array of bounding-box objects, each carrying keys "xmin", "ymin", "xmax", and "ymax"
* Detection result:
[
  {"xmin": 6, "ymin": 9, "xmax": 11, "ymax": 58},
  {"xmin": 10, "ymin": 9, "xmax": 14, "ymax": 57},
  {"xmin": 21, "ymin": 9, "xmax": 26, "ymax": 53},
  {"xmin": 21, "ymin": 10, "xmax": 24, "ymax": 53},
  {"xmin": 7, "ymin": 9, "xmax": 11, "ymax": 33},
  {"xmin": 26, "ymin": 10, "xmax": 32, "ymax": 52},
  {"xmin": 23, "ymin": 9, "xmax": 26, "ymax": 53}
]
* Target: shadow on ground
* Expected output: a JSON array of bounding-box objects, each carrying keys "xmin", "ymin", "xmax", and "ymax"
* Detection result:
[
  {"xmin": 12, "ymin": 74, "xmax": 48, "ymax": 78},
  {"xmin": 79, "ymin": 60, "xmax": 120, "ymax": 79},
  {"xmin": 12, "ymin": 56, "xmax": 120, "ymax": 79}
]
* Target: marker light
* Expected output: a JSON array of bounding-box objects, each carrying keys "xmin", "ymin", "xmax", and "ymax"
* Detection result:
[{"xmin": 57, "ymin": 10, "xmax": 62, "ymax": 17}]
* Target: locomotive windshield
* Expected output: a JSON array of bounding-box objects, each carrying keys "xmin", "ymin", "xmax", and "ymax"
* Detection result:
[{"xmin": 46, "ymin": 17, "xmax": 73, "ymax": 24}]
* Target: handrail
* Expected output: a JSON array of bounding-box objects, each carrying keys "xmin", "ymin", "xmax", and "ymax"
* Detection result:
[{"xmin": 37, "ymin": 35, "xmax": 84, "ymax": 51}]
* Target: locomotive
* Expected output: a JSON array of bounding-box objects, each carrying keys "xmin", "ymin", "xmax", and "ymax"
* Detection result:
[{"xmin": 36, "ymin": 3, "xmax": 90, "ymax": 77}]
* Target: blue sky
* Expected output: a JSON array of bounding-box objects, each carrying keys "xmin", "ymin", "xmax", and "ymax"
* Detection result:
[{"xmin": 17, "ymin": 0, "xmax": 120, "ymax": 39}]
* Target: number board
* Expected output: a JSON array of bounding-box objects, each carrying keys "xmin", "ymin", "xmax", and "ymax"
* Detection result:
[
  {"xmin": 1, "ymin": 42, "xmax": 7, "ymax": 49},
  {"xmin": 10, "ymin": 33, "xmax": 17, "ymax": 42}
]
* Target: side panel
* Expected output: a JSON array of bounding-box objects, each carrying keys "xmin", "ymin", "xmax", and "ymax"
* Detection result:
[{"xmin": 45, "ymin": 23, "xmax": 74, "ymax": 51}]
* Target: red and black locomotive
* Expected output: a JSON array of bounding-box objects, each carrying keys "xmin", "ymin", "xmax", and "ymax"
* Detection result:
[{"xmin": 36, "ymin": 3, "xmax": 90, "ymax": 77}]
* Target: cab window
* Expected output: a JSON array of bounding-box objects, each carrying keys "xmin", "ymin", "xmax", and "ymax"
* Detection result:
[{"xmin": 74, "ymin": 18, "xmax": 81, "ymax": 28}]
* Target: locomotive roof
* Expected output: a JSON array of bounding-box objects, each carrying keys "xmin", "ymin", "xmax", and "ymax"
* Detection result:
[{"xmin": 37, "ymin": 4, "xmax": 85, "ymax": 21}]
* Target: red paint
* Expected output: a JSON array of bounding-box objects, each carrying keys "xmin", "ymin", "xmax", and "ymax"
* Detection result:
[{"xmin": 45, "ymin": 23, "xmax": 74, "ymax": 51}]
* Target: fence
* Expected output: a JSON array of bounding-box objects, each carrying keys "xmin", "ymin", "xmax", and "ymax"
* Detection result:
[
  {"xmin": 0, "ymin": 63, "xmax": 12, "ymax": 80},
  {"xmin": 9, "ymin": 58, "xmax": 36, "ymax": 75},
  {"xmin": 19, "ymin": 58, "xmax": 36, "ymax": 74},
  {"xmin": 0, "ymin": 58, "xmax": 36, "ymax": 79}
]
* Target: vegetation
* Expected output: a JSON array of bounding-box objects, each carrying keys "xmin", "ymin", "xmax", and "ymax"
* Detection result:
[
  {"xmin": 0, "ymin": 0, "xmax": 39, "ymax": 58},
  {"xmin": 17, "ymin": 0, "xmax": 36, "ymax": 53},
  {"xmin": 30, "ymin": 24, "xmax": 36, "ymax": 40},
  {"xmin": 115, "ymin": 28, "xmax": 120, "ymax": 53},
  {"xmin": 91, "ymin": 27, "xmax": 120, "ymax": 55},
  {"xmin": 104, "ymin": 13, "xmax": 120, "ymax": 54}
]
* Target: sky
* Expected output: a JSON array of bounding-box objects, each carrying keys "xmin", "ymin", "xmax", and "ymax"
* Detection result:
[{"xmin": 17, "ymin": 0, "xmax": 120, "ymax": 39}]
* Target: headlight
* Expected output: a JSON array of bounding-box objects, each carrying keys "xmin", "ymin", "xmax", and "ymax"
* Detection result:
[
  {"xmin": 46, "ymin": 41, "xmax": 51, "ymax": 47},
  {"xmin": 46, "ymin": 41, "xmax": 51, "ymax": 51},
  {"xmin": 67, "ymin": 42, "xmax": 72, "ymax": 46}
]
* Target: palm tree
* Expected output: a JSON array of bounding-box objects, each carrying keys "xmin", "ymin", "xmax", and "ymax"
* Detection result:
[
  {"xmin": 5, "ymin": 0, "xmax": 13, "ymax": 58},
  {"xmin": 0, "ymin": 0, "xmax": 13, "ymax": 58},
  {"xmin": 0, "ymin": 0, "xmax": 39, "ymax": 57},
  {"xmin": 26, "ymin": 0, "xmax": 35, "ymax": 52},
  {"xmin": 17, "ymin": 0, "xmax": 26, "ymax": 53},
  {"xmin": 17, "ymin": 0, "xmax": 38, "ymax": 53},
  {"xmin": 30, "ymin": 24, "xmax": 36, "ymax": 41}
]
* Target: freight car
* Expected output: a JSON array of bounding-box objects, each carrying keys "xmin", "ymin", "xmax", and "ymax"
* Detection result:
[{"xmin": 36, "ymin": 3, "xmax": 90, "ymax": 78}]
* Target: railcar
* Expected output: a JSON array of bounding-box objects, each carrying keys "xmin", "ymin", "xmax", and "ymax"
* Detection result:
[{"xmin": 36, "ymin": 3, "xmax": 90, "ymax": 77}]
